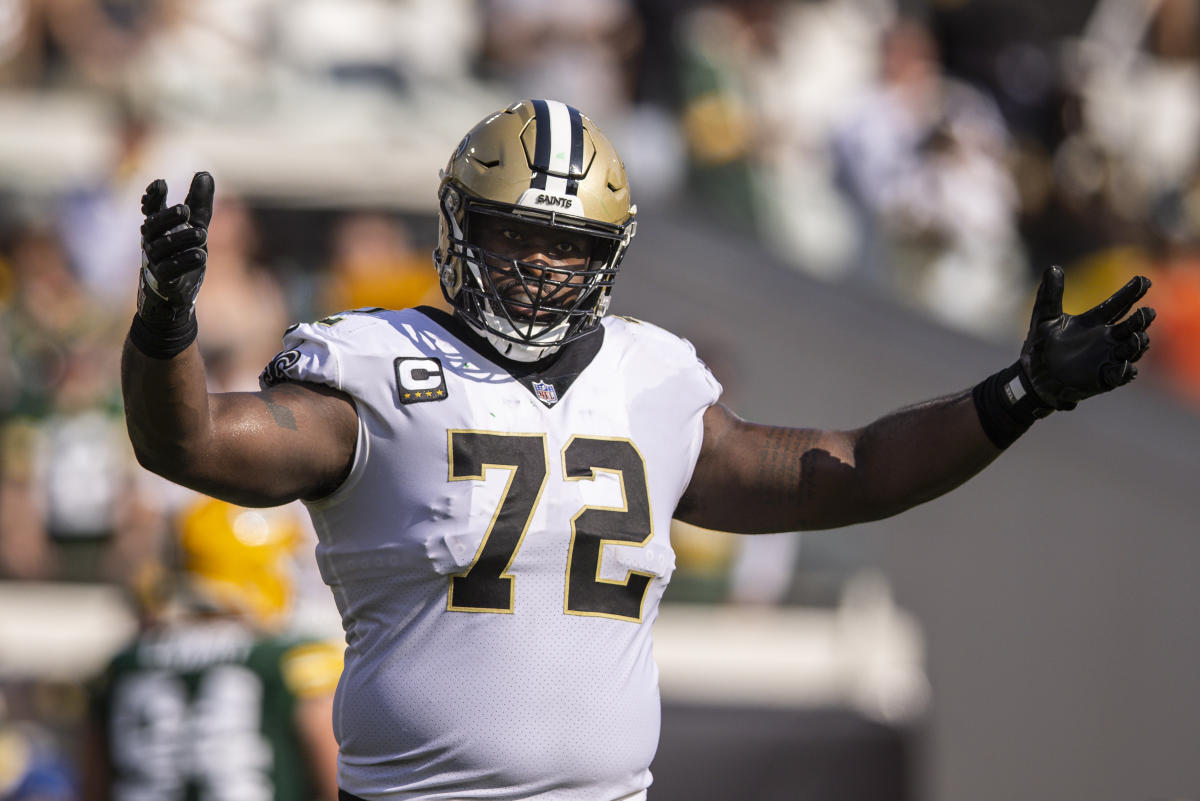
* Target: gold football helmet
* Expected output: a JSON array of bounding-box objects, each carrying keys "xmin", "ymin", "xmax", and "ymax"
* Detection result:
[
  {"xmin": 175, "ymin": 497, "xmax": 303, "ymax": 629},
  {"xmin": 435, "ymin": 99, "xmax": 637, "ymax": 361}
]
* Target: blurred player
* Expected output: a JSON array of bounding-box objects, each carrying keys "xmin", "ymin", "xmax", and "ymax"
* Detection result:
[
  {"xmin": 85, "ymin": 498, "xmax": 341, "ymax": 801},
  {"xmin": 120, "ymin": 100, "xmax": 1153, "ymax": 800}
]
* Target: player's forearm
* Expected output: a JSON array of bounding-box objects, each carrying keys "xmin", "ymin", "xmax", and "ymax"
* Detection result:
[
  {"xmin": 123, "ymin": 172, "xmax": 217, "ymax": 483},
  {"xmin": 678, "ymin": 396, "xmax": 1000, "ymax": 533},
  {"xmin": 120, "ymin": 334, "xmax": 215, "ymax": 482},
  {"xmin": 845, "ymin": 389, "xmax": 1001, "ymax": 523}
]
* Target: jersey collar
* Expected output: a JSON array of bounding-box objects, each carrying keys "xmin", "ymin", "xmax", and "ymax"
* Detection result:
[{"xmin": 416, "ymin": 306, "xmax": 605, "ymax": 408}]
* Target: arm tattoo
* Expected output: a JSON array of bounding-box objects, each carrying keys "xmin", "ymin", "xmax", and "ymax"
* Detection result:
[
  {"xmin": 758, "ymin": 427, "xmax": 818, "ymax": 508},
  {"xmin": 261, "ymin": 396, "xmax": 298, "ymax": 431}
]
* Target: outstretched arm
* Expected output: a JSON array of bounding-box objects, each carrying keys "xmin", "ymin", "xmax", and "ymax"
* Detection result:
[
  {"xmin": 121, "ymin": 173, "xmax": 357, "ymax": 506},
  {"xmin": 676, "ymin": 393, "xmax": 997, "ymax": 532},
  {"xmin": 676, "ymin": 267, "xmax": 1155, "ymax": 533}
]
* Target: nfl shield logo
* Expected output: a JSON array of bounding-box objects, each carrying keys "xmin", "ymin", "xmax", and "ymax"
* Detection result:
[{"xmin": 533, "ymin": 380, "xmax": 559, "ymax": 405}]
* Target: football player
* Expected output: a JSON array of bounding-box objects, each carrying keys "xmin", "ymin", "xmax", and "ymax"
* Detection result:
[
  {"xmin": 85, "ymin": 498, "xmax": 342, "ymax": 801},
  {"xmin": 120, "ymin": 99, "xmax": 1154, "ymax": 801}
]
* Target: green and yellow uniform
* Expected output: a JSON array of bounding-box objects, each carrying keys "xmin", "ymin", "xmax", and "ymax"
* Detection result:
[{"xmin": 93, "ymin": 619, "xmax": 341, "ymax": 801}]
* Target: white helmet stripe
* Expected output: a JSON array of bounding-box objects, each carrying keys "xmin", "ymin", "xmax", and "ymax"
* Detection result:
[{"xmin": 530, "ymin": 99, "xmax": 580, "ymax": 196}]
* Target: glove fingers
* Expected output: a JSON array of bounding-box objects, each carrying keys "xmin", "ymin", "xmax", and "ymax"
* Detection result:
[
  {"xmin": 184, "ymin": 171, "xmax": 215, "ymax": 231},
  {"xmin": 153, "ymin": 249, "xmax": 207, "ymax": 282},
  {"xmin": 1127, "ymin": 331, "xmax": 1150, "ymax": 363},
  {"xmin": 1109, "ymin": 306, "xmax": 1156, "ymax": 338},
  {"xmin": 1108, "ymin": 328, "xmax": 1149, "ymax": 361},
  {"xmin": 1078, "ymin": 275, "xmax": 1151, "ymax": 327},
  {"xmin": 141, "ymin": 204, "xmax": 190, "ymax": 241},
  {"xmin": 145, "ymin": 227, "xmax": 207, "ymax": 263},
  {"xmin": 1031, "ymin": 265, "xmax": 1065, "ymax": 325},
  {"xmin": 141, "ymin": 179, "xmax": 168, "ymax": 216},
  {"xmin": 1099, "ymin": 361, "xmax": 1136, "ymax": 390}
]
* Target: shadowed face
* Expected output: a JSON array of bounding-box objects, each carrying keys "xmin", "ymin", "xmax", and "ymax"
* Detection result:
[{"xmin": 470, "ymin": 213, "xmax": 596, "ymax": 322}]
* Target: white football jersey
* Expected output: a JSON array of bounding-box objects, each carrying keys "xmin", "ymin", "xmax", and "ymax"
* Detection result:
[{"xmin": 261, "ymin": 307, "xmax": 721, "ymax": 801}]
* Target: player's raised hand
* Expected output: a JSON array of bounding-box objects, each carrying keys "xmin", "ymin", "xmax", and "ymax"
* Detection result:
[
  {"xmin": 1019, "ymin": 265, "xmax": 1155, "ymax": 411},
  {"xmin": 131, "ymin": 171, "xmax": 215, "ymax": 358},
  {"xmin": 138, "ymin": 171, "xmax": 214, "ymax": 319}
]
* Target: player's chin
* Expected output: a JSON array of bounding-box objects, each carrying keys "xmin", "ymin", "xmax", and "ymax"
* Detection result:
[
  {"xmin": 497, "ymin": 288, "xmax": 580, "ymax": 324},
  {"xmin": 496, "ymin": 294, "xmax": 551, "ymax": 322},
  {"xmin": 505, "ymin": 305, "xmax": 557, "ymax": 324}
]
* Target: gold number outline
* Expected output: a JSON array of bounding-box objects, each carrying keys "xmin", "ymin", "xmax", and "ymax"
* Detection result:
[
  {"xmin": 446, "ymin": 430, "xmax": 549, "ymax": 613},
  {"xmin": 444, "ymin": 431, "xmax": 654, "ymax": 621},
  {"xmin": 561, "ymin": 435, "xmax": 656, "ymax": 623}
]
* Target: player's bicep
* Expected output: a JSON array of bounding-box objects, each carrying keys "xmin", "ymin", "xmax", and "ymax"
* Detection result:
[
  {"xmin": 675, "ymin": 403, "xmax": 860, "ymax": 533},
  {"xmin": 203, "ymin": 380, "xmax": 358, "ymax": 506}
]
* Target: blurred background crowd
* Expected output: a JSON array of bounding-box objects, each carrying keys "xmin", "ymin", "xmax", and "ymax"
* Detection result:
[{"xmin": 1, "ymin": 0, "xmax": 1199, "ymax": 799}]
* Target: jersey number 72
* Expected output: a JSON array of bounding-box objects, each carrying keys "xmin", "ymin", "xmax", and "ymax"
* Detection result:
[{"xmin": 446, "ymin": 431, "xmax": 654, "ymax": 622}]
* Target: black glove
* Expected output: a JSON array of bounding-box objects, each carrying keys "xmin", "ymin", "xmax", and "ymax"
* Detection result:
[
  {"xmin": 973, "ymin": 265, "xmax": 1155, "ymax": 449},
  {"xmin": 1019, "ymin": 265, "xmax": 1155, "ymax": 411},
  {"xmin": 130, "ymin": 171, "xmax": 215, "ymax": 358}
]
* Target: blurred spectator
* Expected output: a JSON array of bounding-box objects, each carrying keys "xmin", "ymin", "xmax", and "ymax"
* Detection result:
[
  {"xmin": 0, "ymin": 696, "xmax": 76, "ymax": 801},
  {"xmin": 0, "ymin": 372, "xmax": 160, "ymax": 585},
  {"xmin": 674, "ymin": 2, "xmax": 892, "ymax": 280},
  {"xmin": 0, "ymin": 220, "xmax": 159, "ymax": 584},
  {"xmin": 738, "ymin": 0, "xmax": 883, "ymax": 279},
  {"xmin": 84, "ymin": 496, "xmax": 342, "ymax": 801},
  {"xmin": 1025, "ymin": 0, "xmax": 1200, "ymax": 410},
  {"xmin": 0, "ymin": 223, "xmax": 117, "ymax": 418},
  {"xmin": 318, "ymin": 212, "xmax": 444, "ymax": 317},
  {"xmin": 833, "ymin": 19, "xmax": 1028, "ymax": 338},
  {"xmin": 119, "ymin": 0, "xmax": 281, "ymax": 116},
  {"xmin": 277, "ymin": 0, "xmax": 480, "ymax": 91},
  {"xmin": 674, "ymin": 3, "xmax": 762, "ymax": 231},
  {"xmin": 480, "ymin": 0, "xmax": 641, "ymax": 125},
  {"xmin": 194, "ymin": 195, "xmax": 289, "ymax": 392},
  {"xmin": 0, "ymin": 0, "xmax": 32, "ymax": 84},
  {"xmin": 1074, "ymin": 0, "xmax": 1200, "ymax": 216},
  {"xmin": 57, "ymin": 95, "xmax": 199, "ymax": 311},
  {"xmin": 0, "ymin": 0, "xmax": 163, "ymax": 90}
]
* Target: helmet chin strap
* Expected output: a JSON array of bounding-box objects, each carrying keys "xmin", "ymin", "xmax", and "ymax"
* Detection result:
[{"xmin": 470, "ymin": 309, "xmax": 568, "ymax": 362}]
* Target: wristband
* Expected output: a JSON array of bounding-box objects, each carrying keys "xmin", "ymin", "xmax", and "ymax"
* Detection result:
[
  {"xmin": 972, "ymin": 361, "xmax": 1052, "ymax": 449},
  {"xmin": 129, "ymin": 309, "xmax": 197, "ymax": 359}
]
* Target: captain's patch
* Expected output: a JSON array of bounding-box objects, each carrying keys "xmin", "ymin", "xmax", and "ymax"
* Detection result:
[{"xmin": 395, "ymin": 357, "xmax": 448, "ymax": 404}]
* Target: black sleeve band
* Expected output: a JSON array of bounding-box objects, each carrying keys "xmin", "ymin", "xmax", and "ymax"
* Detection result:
[
  {"xmin": 128, "ymin": 310, "xmax": 198, "ymax": 360},
  {"xmin": 972, "ymin": 361, "xmax": 1052, "ymax": 450}
]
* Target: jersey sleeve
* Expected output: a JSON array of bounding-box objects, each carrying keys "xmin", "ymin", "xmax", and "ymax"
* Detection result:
[
  {"xmin": 260, "ymin": 323, "xmax": 344, "ymax": 392},
  {"xmin": 667, "ymin": 331, "xmax": 722, "ymax": 491},
  {"xmin": 618, "ymin": 316, "xmax": 723, "ymax": 409},
  {"xmin": 259, "ymin": 311, "xmax": 388, "ymax": 392},
  {"xmin": 609, "ymin": 317, "xmax": 723, "ymax": 501},
  {"xmin": 678, "ymin": 335, "xmax": 723, "ymax": 409}
]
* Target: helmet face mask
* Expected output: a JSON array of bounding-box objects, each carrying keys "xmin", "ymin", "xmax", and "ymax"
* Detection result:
[
  {"xmin": 436, "ymin": 100, "xmax": 636, "ymax": 362},
  {"xmin": 448, "ymin": 203, "xmax": 622, "ymax": 350}
]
